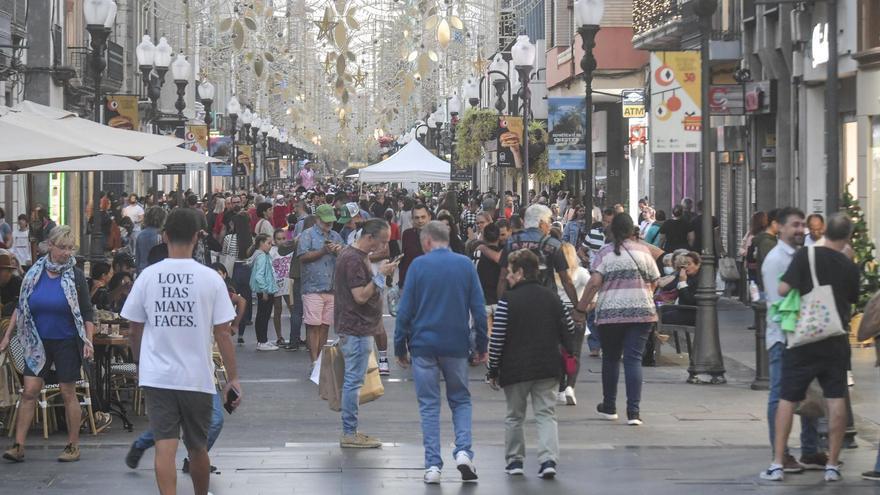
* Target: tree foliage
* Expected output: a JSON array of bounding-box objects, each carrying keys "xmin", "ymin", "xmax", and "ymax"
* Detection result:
[{"xmin": 842, "ymin": 179, "xmax": 880, "ymax": 313}]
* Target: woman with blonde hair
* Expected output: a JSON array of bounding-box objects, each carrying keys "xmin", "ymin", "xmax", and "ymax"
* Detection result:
[
  {"xmin": 555, "ymin": 242, "xmax": 591, "ymax": 405},
  {"xmin": 0, "ymin": 226, "xmax": 96, "ymax": 462}
]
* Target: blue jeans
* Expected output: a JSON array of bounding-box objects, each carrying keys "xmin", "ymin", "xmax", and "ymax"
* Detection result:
[
  {"xmin": 340, "ymin": 335, "xmax": 374, "ymax": 435},
  {"xmin": 597, "ymin": 323, "xmax": 651, "ymax": 415},
  {"xmin": 134, "ymin": 392, "xmax": 224, "ymax": 451},
  {"xmin": 290, "ymin": 279, "xmax": 304, "ymax": 342},
  {"xmin": 767, "ymin": 342, "xmax": 819, "ymax": 456},
  {"xmin": 586, "ymin": 311, "xmax": 600, "ymax": 351},
  {"xmin": 411, "ymin": 355, "xmax": 473, "ymax": 469}
]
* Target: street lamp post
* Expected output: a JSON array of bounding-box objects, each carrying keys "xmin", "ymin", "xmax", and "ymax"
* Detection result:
[
  {"xmin": 136, "ymin": 35, "xmax": 172, "ymax": 122},
  {"xmin": 260, "ymin": 118, "xmax": 271, "ymax": 191},
  {"xmin": 240, "ymin": 108, "xmax": 254, "ymax": 189},
  {"xmin": 689, "ymin": 0, "xmax": 726, "ymax": 384},
  {"xmin": 170, "ymin": 53, "xmax": 190, "ymax": 120},
  {"xmin": 199, "ymin": 80, "xmax": 215, "ymax": 194},
  {"xmin": 512, "ymin": 35, "xmax": 536, "ymax": 202},
  {"xmin": 84, "ymin": 0, "xmax": 116, "ymax": 124},
  {"xmin": 226, "ymin": 95, "xmax": 241, "ymax": 191},
  {"xmin": 574, "ymin": 0, "xmax": 604, "ymax": 214}
]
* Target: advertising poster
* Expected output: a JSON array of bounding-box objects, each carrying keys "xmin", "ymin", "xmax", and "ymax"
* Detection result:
[
  {"xmin": 650, "ymin": 51, "xmax": 701, "ymax": 153},
  {"xmin": 497, "ymin": 116, "xmax": 523, "ymax": 168},
  {"xmin": 208, "ymin": 135, "xmax": 232, "ymax": 158},
  {"xmin": 548, "ymin": 98, "xmax": 587, "ymax": 170},
  {"xmin": 104, "ymin": 94, "xmax": 139, "ymax": 130},
  {"xmin": 237, "ymin": 145, "xmax": 253, "ymax": 176},
  {"xmin": 185, "ymin": 124, "xmax": 208, "ymax": 154},
  {"xmin": 211, "ymin": 164, "xmax": 233, "ymax": 177}
]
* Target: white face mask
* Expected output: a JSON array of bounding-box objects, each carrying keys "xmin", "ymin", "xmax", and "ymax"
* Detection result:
[{"xmin": 663, "ymin": 266, "xmax": 675, "ymax": 275}]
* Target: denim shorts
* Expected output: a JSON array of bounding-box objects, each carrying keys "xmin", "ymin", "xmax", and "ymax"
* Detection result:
[{"xmin": 24, "ymin": 338, "xmax": 81, "ymax": 383}]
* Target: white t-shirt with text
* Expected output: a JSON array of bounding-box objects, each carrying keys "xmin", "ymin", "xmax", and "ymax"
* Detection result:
[{"xmin": 121, "ymin": 258, "xmax": 236, "ymax": 394}]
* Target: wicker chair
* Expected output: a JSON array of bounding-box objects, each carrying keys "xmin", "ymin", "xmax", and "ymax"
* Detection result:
[{"xmin": 6, "ymin": 336, "xmax": 97, "ymax": 439}]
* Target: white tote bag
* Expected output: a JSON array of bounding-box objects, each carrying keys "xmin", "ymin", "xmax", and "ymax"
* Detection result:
[{"xmin": 788, "ymin": 246, "xmax": 847, "ymax": 348}]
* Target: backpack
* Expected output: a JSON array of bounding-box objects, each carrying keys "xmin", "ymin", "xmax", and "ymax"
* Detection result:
[{"xmin": 508, "ymin": 232, "xmax": 556, "ymax": 289}]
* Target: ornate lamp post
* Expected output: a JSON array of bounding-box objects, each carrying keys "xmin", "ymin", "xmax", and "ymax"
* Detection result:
[
  {"xmin": 198, "ymin": 80, "xmax": 214, "ymax": 128},
  {"xmin": 170, "ymin": 53, "xmax": 190, "ymax": 120},
  {"xmin": 259, "ymin": 117, "xmax": 271, "ymax": 190},
  {"xmin": 463, "ymin": 78, "xmax": 480, "ymax": 108},
  {"xmin": 689, "ymin": 0, "xmax": 726, "ymax": 384},
  {"xmin": 83, "ymin": 0, "xmax": 117, "ymax": 123},
  {"xmin": 239, "ymin": 107, "xmax": 254, "ymax": 189},
  {"xmin": 136, "ymin": 35, "xmax": 172, "ymax": 120},
  {"xmin": 511, "ymin": 35, "xmax": 536, "ymax": 201},
  {"xmin": 488, "ymin": 55, "xmax": 511, "ymax": 115},
  {"xmin": 574, "ymin": 0, "xmax": 604, "ymax": 211},
  {"xmin": 226, "ymin": 95, "xmax": 241, "ymax": 190}
]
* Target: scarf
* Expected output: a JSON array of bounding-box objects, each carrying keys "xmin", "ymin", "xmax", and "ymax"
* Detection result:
[{"xmin": 17, "ymin": 255, "xmax": 88, "ymax": 375}]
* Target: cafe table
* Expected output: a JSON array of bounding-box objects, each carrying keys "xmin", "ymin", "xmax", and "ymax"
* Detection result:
[{"xmin": 92, "ymin": 329, "xmax": 134, "ymax": 431}]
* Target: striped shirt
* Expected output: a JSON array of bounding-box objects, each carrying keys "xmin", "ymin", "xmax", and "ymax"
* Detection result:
[{"xmin": 591, "ymin": 240, "xmax": 660, "ymax": 325}]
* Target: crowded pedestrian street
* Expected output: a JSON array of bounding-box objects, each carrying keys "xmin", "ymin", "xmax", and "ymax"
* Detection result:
[
  {"xmin": 0, "ymin": 301, "xmax": 878, "ymax": 494},
  {"xmin": 3, "ymin": 0, "xmax": 880, "ymax": 494}
]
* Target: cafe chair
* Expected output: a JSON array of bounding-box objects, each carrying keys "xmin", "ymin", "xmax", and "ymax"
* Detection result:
[
  {"xmin": 6, "ymin": 336, "xmax": 97, "ymax": 439},
  {"xmin": 109, "ymin": 362, "xmax": 143, "ymax": 415}
]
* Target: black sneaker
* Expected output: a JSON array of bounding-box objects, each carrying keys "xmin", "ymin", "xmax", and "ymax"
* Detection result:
[
  {"xmin": 596, "ymin": 403, "xmax": 618, "ymax": 421},
  {"xmin": 237, "ymin": 337, "xmax": 245, "ymax": 345},
  {"xmin": 505, "ymin": 460, "xmax": 524, "ymax": 475},
  {"xmin": 862, "ymin": 471, "xmax": 880, "ymax": 481},
  {"xmin": 182, "ymin": 457, "xmax": 217, "ymax": 474},
  {"xmin": 125, "ymin": 442, "xmax": 145, "ymax": 469},
  {"xmin": 284, "ymin": 341, "xmax": 300, "ymax": 351},
  {"xmin": 538, "ymin": 460, "xmax": 557, "ymax": 479},
  {"xmin": 627, "ymin": 411, "xmax": 643, "ymax": 426}
]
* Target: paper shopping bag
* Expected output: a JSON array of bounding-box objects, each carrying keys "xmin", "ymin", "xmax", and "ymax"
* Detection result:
[
  {"xmin": 359, "ymin": 350, "xmax": 385, "ymax": 405},
  {"xmin": 318, "ymin": 343, "xmax": 345, "ymax": 411}
]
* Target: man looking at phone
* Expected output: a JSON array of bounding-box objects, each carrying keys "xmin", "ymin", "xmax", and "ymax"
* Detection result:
[
  {"xmin": 298, "ymin": 204, "xmax": 345, "ymax": 365},
  {"xmin": 334, "ymin": 219, "xmax": 398, "ymax": 448},
  {"xmin": 122, "ymin": 208, "xmax": 241, "ymax": 495}
]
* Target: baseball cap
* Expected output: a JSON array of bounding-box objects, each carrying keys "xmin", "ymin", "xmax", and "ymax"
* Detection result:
[
  {"xmin": 338, "ymin": 202, "xmax": 360, "ymax": 223},
  {"xmin": 315, "ymin": 204, "xmax": 337, "ymax": 223}
]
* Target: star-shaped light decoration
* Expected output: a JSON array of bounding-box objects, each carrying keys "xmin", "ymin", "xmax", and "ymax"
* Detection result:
[
  {"xmin": 322, "ymin": 53, "xmax": 336, "ymax": 75},
  {"xmin": 352, "ymin": 66, "xmax": 367, "ymax": 88},
  {"xmin": 472, "ymin": 55, "xmax": 489, "ymax": 75},
  {"xmin": 314, "ymin": 7, "xmax": 337, "ymax": 42}
]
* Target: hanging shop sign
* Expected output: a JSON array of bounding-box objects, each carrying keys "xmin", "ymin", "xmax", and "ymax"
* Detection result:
[
  {"xmin": 497, "ymin": 116, "xmax": 524, "ymax": 168},
  {"xmin": 709, "ymin": 85, "xmax": 745, "ymax": 115},
  {"xmin": 104, "ymin": 94, "xmax": 139, "ymax": 130},
  {"xmin": 451, "ymin": 167, "xmax": 473, "ymax": 182},
  {"xmin": 744, "ymin": 81, "xmax": 773, "ymax": 114},
  {"xmin": 621, "ymin": 89, "xmax": 646, "ymax": 118},
  {"xmin": 548, "ymin": 97, "xmax": 587, "ymax": 170},
  {"xmin": 208, "ymin": 135, "xmax": 232, "ymax": 159},
  {"xmin": 211, "ymin": 164, "xmax": 233, "ymax": 177},
  {"xmin": 629, "ymin": 117, "xmax": 648, "ymax": 146},
  {"xmin": 157, "ymin": 163, "xmax": 187, "ymax": 175},
  {"xmin": 650, "ymin": 51, "xmax": 702, "ymax": 153}
]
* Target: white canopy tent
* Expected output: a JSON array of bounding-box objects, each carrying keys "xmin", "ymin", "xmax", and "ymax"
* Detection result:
[
  {"xmin": 0, "ymin": 120, "xmax": 94, "ymax": 168},
  {"xmin": 359, "ymin": 140, "xmax": 450, "ymax": 183}
]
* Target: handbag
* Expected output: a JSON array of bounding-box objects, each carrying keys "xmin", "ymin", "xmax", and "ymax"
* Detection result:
[
  {"xmin": 718, "ymin": 257, "xmax": 740, "ymax": 281},
  {"xmin": 787, "ymin": 246, "xmax": 847, "ymax": 348},
  {"xmin": 560, "ymin": 347, "xmax": 578, "ymax": 375},
  {"xmin": 856, "ymin": 290, "xmax": 880, "ymax": 342}
]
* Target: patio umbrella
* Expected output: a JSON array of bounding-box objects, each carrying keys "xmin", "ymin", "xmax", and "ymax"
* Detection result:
[
  {"xmin": 9, "ymin": 155, "xmax": 167, "ymax": 173},
  {"xmin": 144, "ymin": 146, "xmax": 223, "ymax": 165},
  {"xmin": 0, "ymin": 120, "xmax": 95, "ymax": 169},
  {"xmin": 0, "ymin": 101, "xmax": 183, "ymax": 165}
]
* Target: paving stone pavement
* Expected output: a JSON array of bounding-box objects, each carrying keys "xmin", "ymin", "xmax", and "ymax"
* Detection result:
[{"xmin": 2, "ymin": 300, "xmax": 880, "ymax": 494}]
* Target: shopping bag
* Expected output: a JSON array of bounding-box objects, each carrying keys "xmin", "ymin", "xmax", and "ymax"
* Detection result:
[
  {"xmin": 318, "ymin": 343, "xmax": 345, "ymax": 411},
  {"xmin": 219, "ymin": 253, "xmax": 235, "ymax": 276},
  {"xmin": 794, "ymin": 379, "xmax": 827, "ymax": 418},
  {"xmin": 359, "ymin": 351, "xmax": 385, "ymax": 405},
  {"xmin": 309, "ymin": 350, "xmax": 322, "ymax": 385},
  {"xmin": 787, "ymin": 247, "xmax": 847, "ymax": 348}
]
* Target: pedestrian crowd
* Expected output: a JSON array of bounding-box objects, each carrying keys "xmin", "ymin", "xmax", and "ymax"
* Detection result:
[{"xmin": 0, "ymin": 166, "xmax": 875, "ymax": 491}]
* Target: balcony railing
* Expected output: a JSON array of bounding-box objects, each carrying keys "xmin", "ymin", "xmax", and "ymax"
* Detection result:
[
  {"xmin": 633, "ymin": 0, "xmax": 683, "ymax": 38},
  {"xmin": 632, "ymin": 0, "xmax": 741, "ymax": 51},
  {"xmin": 66, "ymin": 43, "xmax": 124, "ymax": 92}
]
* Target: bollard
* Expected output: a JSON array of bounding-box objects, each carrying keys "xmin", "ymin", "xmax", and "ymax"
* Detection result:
[{"xmin": 751, "ymin": 301, "xmax": 770, "ymax": 390}]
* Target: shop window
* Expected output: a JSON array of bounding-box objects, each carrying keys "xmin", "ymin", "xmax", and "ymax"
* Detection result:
[{"xmin": 870, "ymin": 117, "xmax": 880, "ymax": 248}]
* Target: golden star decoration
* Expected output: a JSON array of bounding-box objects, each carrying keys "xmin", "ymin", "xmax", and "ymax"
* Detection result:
[
  {"xmin": 472, "ymin": 56, "xmax": 489, "ymax": 75},
  {"xmin": 314, "ymin": 9, "xmax": 337, "ymax": 42},
  {"xmin": 322, "ymin": 54, "xmax": 335, "ymax": 75},
  {"xmin": 352, "ymin": 67, "xmax": 367, "ymax": 87}
]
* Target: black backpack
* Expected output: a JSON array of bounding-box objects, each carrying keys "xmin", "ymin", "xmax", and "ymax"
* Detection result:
[{"xmin": 508, "ymin": 233, "xmax": 556, "ymax": 289}]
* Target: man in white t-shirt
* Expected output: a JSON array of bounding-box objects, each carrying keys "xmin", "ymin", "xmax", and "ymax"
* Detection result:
[
  {"xmin": 122, "ymin": 208, "xmax": 240, "ymax": 495},
  {"xmin": 122, "ymin": 194, "xmax": 145, "ymax": 235}
]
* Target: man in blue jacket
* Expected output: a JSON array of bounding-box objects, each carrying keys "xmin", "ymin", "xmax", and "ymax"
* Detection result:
[{"xmin": 395, "ymin": 221, "xmax": 488, "ymax": 485}]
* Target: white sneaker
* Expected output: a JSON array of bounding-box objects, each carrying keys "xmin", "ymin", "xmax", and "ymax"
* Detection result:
[
  {"xmin": 424, "ymin": 466, "xmax": 441, "ymax": 484},
  {"xmin": 455, "ymin": 451, "xmax": 478, "ymax": 482},
  {"xmin": 556, "ymin": 392, "xmax": 567, "ymax": 405},
  {"xmin": 564, "ymin": 386, "xmax": 577, "ymax": 406},
  {"xmin": 378, "ymin": 359, "xmax": 390, "ymax": 376},
  {"xmin": 257, "ymin": 342, "xmax": 279, "ymax": 351},
  {"xmin": 847, "ymin": 371, "xmax": 855, "ymax": 387},
  {"xmin": 825, "ymin": 465, "xmax": 841, "ymax": 482},
  {"xmin": 760, "ymin": 464, "xmax": 784, "ymax": 481}
]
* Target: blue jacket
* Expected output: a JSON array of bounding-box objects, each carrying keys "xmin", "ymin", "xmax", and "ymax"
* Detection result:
[
  {"xmin": 394, "ymin": 247, "xmax": 488, "ymax": 359},
  {"xmin": 249, "ymin": 251, "xmax": 277, "ymax": 295}
]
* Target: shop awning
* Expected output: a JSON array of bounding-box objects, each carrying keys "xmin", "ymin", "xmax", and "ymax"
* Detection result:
[
  {"xmin": 144, "ymin": 146, "xmax": 223, "ymax": 165},
  {"xmin": 0, "ymin": 120, "xmax": 95, "ymax": 168}
]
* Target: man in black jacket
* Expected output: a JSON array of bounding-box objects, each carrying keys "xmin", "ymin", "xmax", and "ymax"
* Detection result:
[{"xmin": 487, "ymin": 249, "xmax": 576, "ymax": 479}]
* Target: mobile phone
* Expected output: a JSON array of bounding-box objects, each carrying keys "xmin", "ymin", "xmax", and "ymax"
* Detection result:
[
  {"xmin": 224, "ymin": 387, "xmax": 240, "ymax": 414},
  {"xmin": 391, "ymin": 254, "xmax": 404, "ymax": 263}
]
